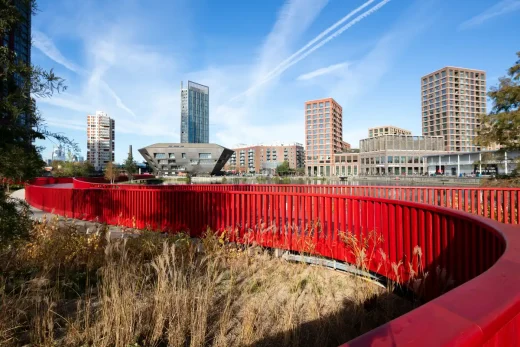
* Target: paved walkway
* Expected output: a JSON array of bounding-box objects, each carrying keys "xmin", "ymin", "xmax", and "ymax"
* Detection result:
[{"xmin": 10, "ymin": 189, "xmax": 136, "ymax": 239}]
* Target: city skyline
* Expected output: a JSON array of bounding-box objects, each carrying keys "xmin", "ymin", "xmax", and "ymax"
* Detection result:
[{"xmin": 32, "ymin": 0, "xmax": 520, "ymax": 162}]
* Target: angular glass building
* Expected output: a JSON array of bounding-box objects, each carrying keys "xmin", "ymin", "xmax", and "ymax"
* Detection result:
[
  {"xmin": 180, "ymin": 81, "xmax": 209, "ymax": 143},
  {"xmin": 139, "ymin": 143, "xmax": 233, "ymax": 176}
]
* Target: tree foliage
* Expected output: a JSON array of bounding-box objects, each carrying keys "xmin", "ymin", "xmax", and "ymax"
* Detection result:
[
  {"xmin": 276, "ymin": 161, "xmax": 293, "ymax": 176},
  {"xmin": 51, "ymin": 160, "xmax": 95, "ymax": 178},
  {"xmin": 123, "ymin": 152, "xmax": 138, "ymax": 180},
  {"xmin": 476, "ymin": 52, "xmax": 520, "ymax": 151},
  {"xmin": 0, "ymin": 189, "xmax": 32, "ymax": 250},
  {"xmin": 0, "ymin": 0, "xmax": 79, "ymax": 247},
  {"xmin": 0, "ymin": 0, "xmax": 78, "ymax": 188},
  {"xmin": 104, "ymin": 162, "xmax": 119, "ymax": 184}
]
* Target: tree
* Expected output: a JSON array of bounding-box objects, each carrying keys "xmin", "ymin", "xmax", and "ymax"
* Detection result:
[
  {"xmin": 0, "ymin": 0, "xmax": 79, "ymax": 248},
  {"xmin": 123, "ymin": 152, "xmax": 138, "ymax": 181},
  {"xmin": 276, "ymin": 161, "xmax": 291, "ymax": 176},
  {"xmin": 104, "ymin": 162, "xmax": 119, "ymax": 184},
  {"xmin": 0, "ymin": 0, "xmax": 78, "ymax": 189},
  {"xmin": 51, "ymin": 160, "xmax": 94, "ymax": 177},
  {"xmin": 476, "ymin": 52, "xmax": 520, "ymax": 151}
]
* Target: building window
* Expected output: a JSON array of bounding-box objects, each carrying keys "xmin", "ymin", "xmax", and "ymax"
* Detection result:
[
  {"xmin": 182, "ymin": 153, "xmax": 187, "ymax": 159},
  {"xmin": 154, "ymin": 153, "xmax": 166, "ymax": 159},
  {"xmin": 169, "ymin": 153, "xmax": 175, "ymax": 158},
  {"xmin": 199, "ymin": 153, "xmax": 212, "ymax": 159}
]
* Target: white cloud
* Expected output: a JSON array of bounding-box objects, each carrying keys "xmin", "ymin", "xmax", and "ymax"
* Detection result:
[
  {"xmin": 459, "ymin": 0, "xmax": 520, "ymax": 30},
  {"xmin": 37, "ymin": 93, "xmax": 94, "ymax": 113},
  {"xmin": 33, "ymin": 31, "xmax": 137, "ymax": 119},
  {"xmin": 297, "ymin": 62, "xmax": 349, "ymax": 80},
  {"xmin": 33, "ymin": 30, "xmax": 82, "ymax": 73},
  {"xmin": 231, "ymin": 0, "xmax": 391, "ymax": 101},
  {"xmin": 264, "ymin": 0, "xmax": 375, "ymax": 83},
  {"xmin": 253, "ymin": 0, "xmax": 330, "ymax": 84}
]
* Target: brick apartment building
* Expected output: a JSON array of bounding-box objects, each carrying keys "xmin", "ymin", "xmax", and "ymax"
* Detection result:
[
  {"xmin": 224, "ymin": 142, "xmax": 304, "ymax": 174},
  {"xmin": 304, "ymin": 97, "xmax": 343, "ymax": 176}
]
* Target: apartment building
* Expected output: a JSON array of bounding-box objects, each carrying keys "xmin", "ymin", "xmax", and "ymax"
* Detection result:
[
  {"xmin": 305, "ymin": 98, "xmax": 343, "ymax": 176},
  {"xmin": 421, "ymin": 67, "xmax": 486, "ymax": 152},
  {"xmin": 334, "ymin": 151, "xmax": 360, "ymax": 177},
  {"xmin": 224, "ymin": 142, "xmax": 305, "ymax": 174},
  {"xmin": 87, "ymin": 111, "xmax": 115, "ymax": 171},
  {"xmin": 368, "ymin": 126, "xmax": 411, "ymax": 138},
  {"xmin": 360, "ymin": 134, "xmax": 445, "ymax": 175}
]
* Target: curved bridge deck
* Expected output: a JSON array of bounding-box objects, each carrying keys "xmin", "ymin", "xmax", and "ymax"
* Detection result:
[{"xmin": 24, "ymin": 177, "xmax": 520, "ymax": 346}]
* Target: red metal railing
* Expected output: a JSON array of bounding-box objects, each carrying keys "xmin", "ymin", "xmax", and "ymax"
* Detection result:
[
  {"xmin": 24, "ymin": 181, "xmax": 520, "ymax": 346},
  {"xmin": 28, "ymin": 177, "xmax": 73, "ymax": 186},
  {"xmin": 72, "ymin": 178, "xmax": 520, "ymax": 225},
  {"xmin": 72, "ymin": 175, "xmax": 155, "ymax": 189}
]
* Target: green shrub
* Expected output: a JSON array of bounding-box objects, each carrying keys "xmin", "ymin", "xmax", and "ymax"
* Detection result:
[{"xmin": 0, "ymin": 190, "xmax": 32, "ymax": 250}]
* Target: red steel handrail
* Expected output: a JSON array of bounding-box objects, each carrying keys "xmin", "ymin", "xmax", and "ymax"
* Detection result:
[
  {"xmin": 71, "ymin": 178, "xmax": 520, "ymax": 224},
  {"xmin": 24, "ymin": 180, "xmax": 520, "ymax": 346}
]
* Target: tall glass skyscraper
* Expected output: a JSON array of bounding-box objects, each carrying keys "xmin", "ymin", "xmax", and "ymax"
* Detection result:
[
  {"xmin": 1, "ymin": 0, "xmax": 31, "ymax": 127},
  {"xmin": 180, "ymin": 81, "xmax": 209, "ymax": 143}
]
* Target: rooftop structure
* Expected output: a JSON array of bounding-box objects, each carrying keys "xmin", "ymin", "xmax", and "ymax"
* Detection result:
[{"xmin": 368, "ymin": 126, "xmax": 412, "ymax": 138}]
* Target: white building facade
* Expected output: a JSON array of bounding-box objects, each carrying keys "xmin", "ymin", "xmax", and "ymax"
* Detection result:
[
  {"xmin": 424, "ymin": 150, "xmax": 520, "ymax": 176},
  {"xmin": 87, "ymin": 111, "xmax": 115, "ymax": 171}
]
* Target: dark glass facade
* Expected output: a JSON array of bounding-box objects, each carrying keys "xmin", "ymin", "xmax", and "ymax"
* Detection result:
[
  {"xmin": 180, "ymin": 81, "xmax": 209, "ymax": 143},
  {"xmin": 1, "ymin": 0, "xmax": 31, "ymax": 127}
]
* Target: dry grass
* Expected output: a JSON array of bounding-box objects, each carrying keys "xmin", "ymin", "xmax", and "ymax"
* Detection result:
[{"xmin": 0, "ymin": 217, "xmax": 416, "ymax": 347}]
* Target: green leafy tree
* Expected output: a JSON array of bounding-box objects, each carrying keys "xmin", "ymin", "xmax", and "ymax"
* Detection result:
[
  {"xmin": 51, "ymin": 160, "xmax": 95, "ymax": 177},
  {"xmin": 276, "ymin": 161, "xmax": 290, "ymax": 176},
  {"xmin": 476, "ymin": 52, "xmax": 520, "ymax": 151},
  {"xmin": 0, "ymin": 0, "xmax": 78, "ymax": 191},
  {"xmin": 123, "ymin": 152, "xmax": 138, "ymax": 180},
  {"xmin": 0, "ymin": 0, "xmax": 81, "ymax": 248}
]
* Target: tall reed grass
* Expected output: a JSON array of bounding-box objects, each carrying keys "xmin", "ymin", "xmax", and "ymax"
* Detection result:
[{"xmin": 0, "ymin": 217, "xmax": 416, "ymax": 347}]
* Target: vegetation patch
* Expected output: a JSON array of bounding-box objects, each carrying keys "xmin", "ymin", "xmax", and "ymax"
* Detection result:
[{"xmin": 0, "ymin": 219, "xmax": 416, "ymax": 347}]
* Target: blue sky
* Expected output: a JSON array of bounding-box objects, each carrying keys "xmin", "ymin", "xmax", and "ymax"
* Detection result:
[{"xmin": 32, "ymin": 0, "xmax": 520, "ymax": 163}]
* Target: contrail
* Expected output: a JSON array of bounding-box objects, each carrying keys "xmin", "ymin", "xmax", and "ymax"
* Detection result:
[
  {"xmin": 230, "ymin": 0, "xmax": 391, "ymax": 102},
  {"xmin": 263, "ymin": 0, "xmax": 376, "ymax": 82}
]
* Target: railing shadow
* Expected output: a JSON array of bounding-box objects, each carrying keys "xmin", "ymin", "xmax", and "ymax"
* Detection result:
[{"xmin": 241, "ymin": 294, "xmax": 404, "ymax": 347}]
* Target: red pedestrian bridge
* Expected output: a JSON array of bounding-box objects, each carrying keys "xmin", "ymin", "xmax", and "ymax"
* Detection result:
[{"xmin": 25, "ymin": 177, "xmax": 520, "ymax": 346}]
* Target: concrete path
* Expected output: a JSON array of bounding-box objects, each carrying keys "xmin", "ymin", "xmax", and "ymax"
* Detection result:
[{"xmin": 10, "ymin": 189, "xmax": 137, "ymax": 239}]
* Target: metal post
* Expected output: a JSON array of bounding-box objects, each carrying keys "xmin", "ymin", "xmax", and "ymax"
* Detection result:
[
  {"xmin": 505, "ymin": 151, "xmax": 508, "ymax": 175},
  {"xmin": 457, "ymin": 154, "xmax": 460, "ymax": 177},
  {"xmin": 479, "ymin": 152, "xmax": 482, "ymax": 175}
]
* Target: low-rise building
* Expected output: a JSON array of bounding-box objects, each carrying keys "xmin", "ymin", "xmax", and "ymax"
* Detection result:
[
  {"xmin": 224, "ymin": 142, "xmax": 304, "ymax": 174},
  {"xmin": 360, "ymin": 134, "xmax": 445, "ymax": 175},
  {"xmin": 333, "ymin": 151, "xmax": 360, "ymax": 176},
  {"xmin": 138, "ymin": 143, "xmax": 233, "ymax": 176},
  {"xmin": 424, "ymin": 150, "xmax": 519, "ymax": 176},
  {"xmin": 368, "ymin": 126, "xmax": 411, "ymax": 138}
]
